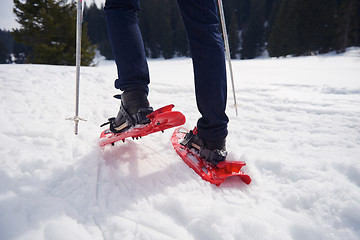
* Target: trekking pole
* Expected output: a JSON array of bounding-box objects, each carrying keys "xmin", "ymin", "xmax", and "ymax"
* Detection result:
[
  {"xmin": 67, "ymin": 0, "xmax": 86, "ymax": 134},
  {"xmin": 217, "ymin": 0, "xmax": 238, "ymax": 116}
]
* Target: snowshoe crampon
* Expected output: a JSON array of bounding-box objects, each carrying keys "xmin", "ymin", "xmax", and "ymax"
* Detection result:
[
  {"xmin": 171, "ymin": 127, "xmax": 252, "ymax": 186},
  {"xmin": 99, "ymin": 104, "xmax": 185, "ymax": 147}
]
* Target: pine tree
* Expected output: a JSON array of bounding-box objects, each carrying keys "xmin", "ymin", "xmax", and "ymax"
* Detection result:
[
  {"xmin": 158, "ymin": 0, "xmax": 174, "ymax": 59},
  {"xmin": 267, "ymin": 0, "xmax": 299, "ymax": 57},
  {"xmin": 228, "ymin": 12, "xmax": 240, "ymax": 58},
  {"xmin": 241, "ymin": 0, "xmax": 266, "ymax": 59},
  {"xmin": 138, "ymin": 0, "xmax": 173, "ymax": 58},
  {"xmin": 12, "ymin": 0, "xmax": 95, "ymax": 65},
  {"xmin": 0, "ymin": 30, "xmax": 14, "ymax": 55},
  {"xmin": 333, "ymin": 0, "xmax": 360, "ymax": 51},
  {"xmin": 0, "ymin": 39, "xmax": 8, "ymax": 63},
  {"xmin": 83, "ymin": 2, "xmax": 113, "ymax": 59},
  {"xmin": 267, "ymin": 0, "xmax": 359, "ymax": 57},
  {"xmin": 171, "ymin": 5, "xmax": 189, "ymax": 57}
]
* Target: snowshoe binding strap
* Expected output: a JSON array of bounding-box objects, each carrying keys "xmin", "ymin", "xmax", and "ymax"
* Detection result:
[
  {"xmin": 180, "ymin": 127, "xmax": 227, "ymax": 165},
  {"xmin": 101, "ymin": 102, "xmax": 153, "ymax": 134},
  {"xmin": 199, "ymin": 148, "xmax": 227, "ymax": 165},
  {"xmin": 100, "ymin": 117, "xmax": 115, "ymax": 127},
  {"xmin": 113, "ymin": 94, "xmax": 122, "ymax": 99},
  {"xmin": 180, "ymin": 128, "xmax": 196, "ymax": 146}
]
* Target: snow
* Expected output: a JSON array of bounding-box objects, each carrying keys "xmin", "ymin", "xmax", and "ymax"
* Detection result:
[{"xmin": 1, "ymin": 48, "xmax": 360, "ymax": 240}]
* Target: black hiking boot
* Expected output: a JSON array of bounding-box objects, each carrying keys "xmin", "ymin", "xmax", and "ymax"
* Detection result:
[
  {"xmin": 180, "ymin": 127, "xmax": 227, "ymax": 166},
  {"xmin": 101, "ymin": 90, "xmax": 153, "ymax": 133}
]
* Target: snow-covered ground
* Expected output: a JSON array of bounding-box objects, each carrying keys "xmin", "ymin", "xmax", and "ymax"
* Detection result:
[{"xmin": 0, "ymin": 48, "xmax": 360, "ymax": 240}]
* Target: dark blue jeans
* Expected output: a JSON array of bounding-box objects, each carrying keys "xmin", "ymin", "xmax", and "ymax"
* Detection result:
[{"xmin": 104, "ymin": 0, "xmax": 229, "ymax": 141}]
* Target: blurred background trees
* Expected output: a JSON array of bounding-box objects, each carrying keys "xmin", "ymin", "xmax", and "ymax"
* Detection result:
[
  {"xmin": 83, "ymin": 0, "xmax": 360, "ymax": 59},
  {"xmin": 1, "ymin": 0, "xmax": 359, "ymax": 64},
  {"xmin": 10, "ymin": 0, "xmax": 95, "ymax": 65}
]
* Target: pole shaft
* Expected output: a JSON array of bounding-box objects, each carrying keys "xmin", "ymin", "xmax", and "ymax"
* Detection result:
[
  {"xmin": 217, "ymin": 0, "xmax": 238, "ymax": 116},
  {"xmin": 75, "ymin": 0, "xmax": 83, "ymax": 134}
]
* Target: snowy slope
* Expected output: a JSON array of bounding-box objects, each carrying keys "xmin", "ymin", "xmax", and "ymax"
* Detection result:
[{"xmin": 0, "ymin": 49, "xmax": 360, "ymax": 240}]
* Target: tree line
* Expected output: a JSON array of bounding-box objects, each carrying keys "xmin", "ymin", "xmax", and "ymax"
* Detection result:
[
  {"xmin": 0, "ymin": 0, "xmax": 359, "ymax": 64},
  {"xmin": 77, "ymin": 0, "xmax": 360, "ymax": 59},
  {"xmin": 1, "ymin": 0, "xmax": 95, "ymax": 65}
]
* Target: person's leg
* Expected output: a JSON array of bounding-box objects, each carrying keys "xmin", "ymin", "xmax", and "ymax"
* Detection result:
[
  {"xmin": 104, "ymin": 0, "xmax": 149, "ymax": 94},
  {"xmin": 176, "ymin": 0, "xmax": 229, "ymax": 142},
  {"xmin": 104, "ymin": 0, "xmax": 152, "ymax": 133}
]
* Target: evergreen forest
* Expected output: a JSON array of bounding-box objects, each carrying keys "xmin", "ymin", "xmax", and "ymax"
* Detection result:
[
  {"xmin": 0, "ymin": 0, "xmax": 359, "ymax": 64},
  {"xmin": 83, "ymin": 0, "xmax": 360, "ymax": 60}
]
